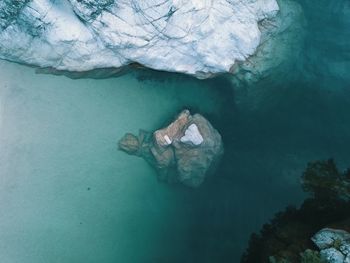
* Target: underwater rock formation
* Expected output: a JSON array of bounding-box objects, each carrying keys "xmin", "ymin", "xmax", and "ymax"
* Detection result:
[
  {"xmin": 0, "ymin": 0, "xmax": 304, "ymax": 79},
  {"xmin": 118, "ymin": 110, "xmax": 223, "ymax": 187}
]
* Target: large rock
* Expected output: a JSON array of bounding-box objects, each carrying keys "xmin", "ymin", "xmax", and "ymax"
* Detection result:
[
  {"xmin": 0, "ymin": 0, "xmax": 285, "ymax": 78},
  {"xmin": 312, "ymin": 228, "xmax": 350, "ymax": 263},
  {"xmin": 320, "ymin": 248, "xmax": 346, "ymax": 263},
  {"xmin": 118, "ymin": 110, "xmax": 223, "ymax": 187},
  {"xmin": 231, "ymin": 0, "xmax": 305, "ymax": 86},
  {"xmin": 312, "ymin": 228, "xmax": 350, "ymax": 250}
]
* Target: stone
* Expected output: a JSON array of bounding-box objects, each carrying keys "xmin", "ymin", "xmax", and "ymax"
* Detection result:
[
  {"xmin": 180, "ymin": 124, "xmax": 204, "ymax": 146},
  {"xmin": 312, "ymin": 228, "xmax": 350, "ymax": 263},
  {"xmin": 320, "ymin": 248, "xmax": 345, "ymax": 263},
  {"xmin": 340, "ymin": 244, "xmax": 350, "ymax": 257},
  {"xmin": 154, "ymin": 110, "xmax": 190, "ymax": 147},
  {"xmin": 0, "ymin": 0, "xmax": 289, "ymax": 78},
  {"xmin": 312, "ymin": 228, "xmax": 350, "ymax": 250},
  {"xmin": 118, "ymin": 133, "xmax": 140, "ymax": 155},
  {"xmin": 230, "ymin": 0, "xmax": 305, "ymax": 86},
  {"xmin": 345, "ymin": 254, "xmax": 350, "ymax": 263},
  {"xmin": 118, "ymin": 110, "xmax": 223, "ymax": 187}
]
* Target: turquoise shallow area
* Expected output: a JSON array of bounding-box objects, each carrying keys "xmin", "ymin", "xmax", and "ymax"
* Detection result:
[
  {"xmin": 0, "ymin": 61, "xmax": 224, "ymax": 263},
  {"xmin": 1, "ymin": 0, "xmax": 350, "ymax": 262}
]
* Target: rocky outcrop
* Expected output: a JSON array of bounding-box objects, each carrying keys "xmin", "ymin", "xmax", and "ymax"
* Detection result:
[
  {"xmin": 231, "ymin": 0, "xmax": 305, "ymax": 86},
  {"xmin": 0, "ymin": 0, "xmax": 30, "ymax": 30},
  {"xmin": 118, "ymin": 110, "xmax": 223, "ymax": 187},
  {"xmin": 312, "ymin": 228, "xmax": 350, "ymax": 263},
  {"xmin": 0, "ymin": 0, "xmax": 288, "ymax": 78}
]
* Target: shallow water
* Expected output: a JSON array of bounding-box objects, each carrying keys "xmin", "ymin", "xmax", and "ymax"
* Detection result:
[
  {"xmin": 1, "ymin": 0, "xmax": 350, "ymax": 262},
  {"xmin": 0, "ymin": 62, "xmax": 224, "ymax": 263}
]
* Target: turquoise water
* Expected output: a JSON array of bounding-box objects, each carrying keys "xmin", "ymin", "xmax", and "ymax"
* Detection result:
[
  {"xmin": 1, "ymin": 0, "xmax": 350, "ymax": 262},
  {"xmin": 0, "ymin": 61, "xmax": 224, "ymax": 263}
]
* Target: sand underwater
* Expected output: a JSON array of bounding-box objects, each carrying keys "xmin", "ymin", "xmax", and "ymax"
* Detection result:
[{"xmin": 0, "ymin": 0, "xmax": 350, "ymax": 262}]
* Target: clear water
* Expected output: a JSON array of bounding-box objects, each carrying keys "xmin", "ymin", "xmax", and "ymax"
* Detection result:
[
  {"xmin": 0, "ymin": 61, "xmax": 227, "ymax": 263},
  {"xmin": 0, "ymin": 0, "xmax": 350, "ymax": 262}
]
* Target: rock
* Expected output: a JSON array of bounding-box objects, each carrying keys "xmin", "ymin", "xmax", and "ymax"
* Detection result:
[
  {"xmin": 0, "ymin": 0, "xmax": 295, "ymax": 78},
  {"xmin": 154, "ymin": 110, "xmax": 190, "ymax": 147},
  {"xmin": 345, "ymin": 254, "xmax": 350, "ymax": 263},
  {"xmin": 312, "ymin": 228, "xmax": 350, "ymax": 263},
  {"xmin": 231, "ymin": 0, "xmax": 305, "ymax": 86},
  {"xmin": 0, "ymin": 0, "xmax": 29, "ymax": 30},
  {"xmin": 340, "ymin": 244, "xmax": 350, "ymax": 257},
  {"xmin": 312, "ymin": 228, "xmax": 350, "ymax": 250},
  {"xmin": 320, "ymin": 248, "xmax": 345, "ymax": 263},
  {"xmin": 118, "ymin": 133, "xmax": 140, "ymax": 156},
  {"xmin": 118, "ymin": 110, "xmax": 223, "ymax": 187},
  {"xmin": 180, "ymin": 124, "xmax": 204, "ymax": 146}
]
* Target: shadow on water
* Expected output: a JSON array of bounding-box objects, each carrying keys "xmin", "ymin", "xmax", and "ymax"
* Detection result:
[
  {"xmin": 183, "ymin": 86, "xmax": 350, "ymax": 262},
  {"xmin": 123, "ymin": 48, "xmax": 350, "ymax": 263},
  {"xmin": 140, "ymin": 0, "xmax": 350, "ymax": 261}
]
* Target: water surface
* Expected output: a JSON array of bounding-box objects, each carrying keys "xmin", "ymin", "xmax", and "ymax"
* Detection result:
[{"xmin": 1, "ymin": 0, "xmax": 350, "ymax": 262}]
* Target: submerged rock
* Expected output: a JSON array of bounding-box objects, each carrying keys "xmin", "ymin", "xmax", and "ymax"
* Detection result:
[
  {"xmin": 118, "ymin": 110, "xmax": 223, "ymax": 187},
  {"xmin": 0, "ymin": 0, "xmax": 297, "ymax": 78}
]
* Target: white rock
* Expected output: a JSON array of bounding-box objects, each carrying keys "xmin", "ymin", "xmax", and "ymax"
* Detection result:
[
  {"xmin": 231, "ymin": 0, "xmax": 305, "ymax": 85},
  {"xmin": 340, "ymin": 243, "xmax": 350, "ymax": 256},
  {"xmin": 164, "ymin": 135, "xmax": 172, "ymax": 145},
  {"xmin": 180, "ymin": 124, "xmax": 204, "ymax": 146},
  {"xmin": 0, "ymin": 0, "xmax": 280, "ymax": 77},
  {"xmin": 320, "ymin": 248, "xmax": 345, "ymax": 263},
  {"xmin": 312, "ymin": 228, "xmax": 350, "ymax": 263},
  {"xmin": 312, "ymin": 228, "xmax": 350, "ymax": 250}
]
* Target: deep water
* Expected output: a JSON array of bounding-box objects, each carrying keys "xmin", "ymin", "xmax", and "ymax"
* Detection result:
[{"xmin": 1, "ymin": 0, "xmax": 350, "ymax": 262}]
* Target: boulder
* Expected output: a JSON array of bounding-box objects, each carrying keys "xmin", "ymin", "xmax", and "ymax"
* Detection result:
[
  {"xmin": 0, "ymin": 0, "xmax": 291, "ymax": 78},
  {"xmin": 320, "ymin": 248, "xmax": 345, "ymax": 263},
  {"xmin": 312, "ymin": 228, "xmax": 350, "ymax": 250},
  {"xmin": 312, "ymin": 228, "xmax": 350, "ymax": 263},
  {"xmin": 118, "ymin": 110, "xmax": 223, "ymax": 187}
]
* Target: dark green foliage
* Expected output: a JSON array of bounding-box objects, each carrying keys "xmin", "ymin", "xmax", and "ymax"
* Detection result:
[
  {"xmin": 302, "ymin": 159, "xmax": 350, "ymax": 200},
  {"xmin": 240, "ymin": 205, "xmax": 317, "ymax": 263},
  {"xmin": 269, "ymin": 256, "xmax": 292, "ymax": 263},
  {"xmin": 300, "ymin": 249, "xmax": 325, "ymax": 263},
  {"xmin": 302, "ymin": 159, "xmax": 339, "ymax": 198},
  {"xmin": 241, "ymin": 159, "xmax": 350, "ymax": 263}
]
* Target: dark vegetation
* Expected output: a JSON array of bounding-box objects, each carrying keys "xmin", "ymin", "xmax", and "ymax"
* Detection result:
[{"xmin": 241, "ymin": 159, "xmax": 350, "ymax": 263}]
